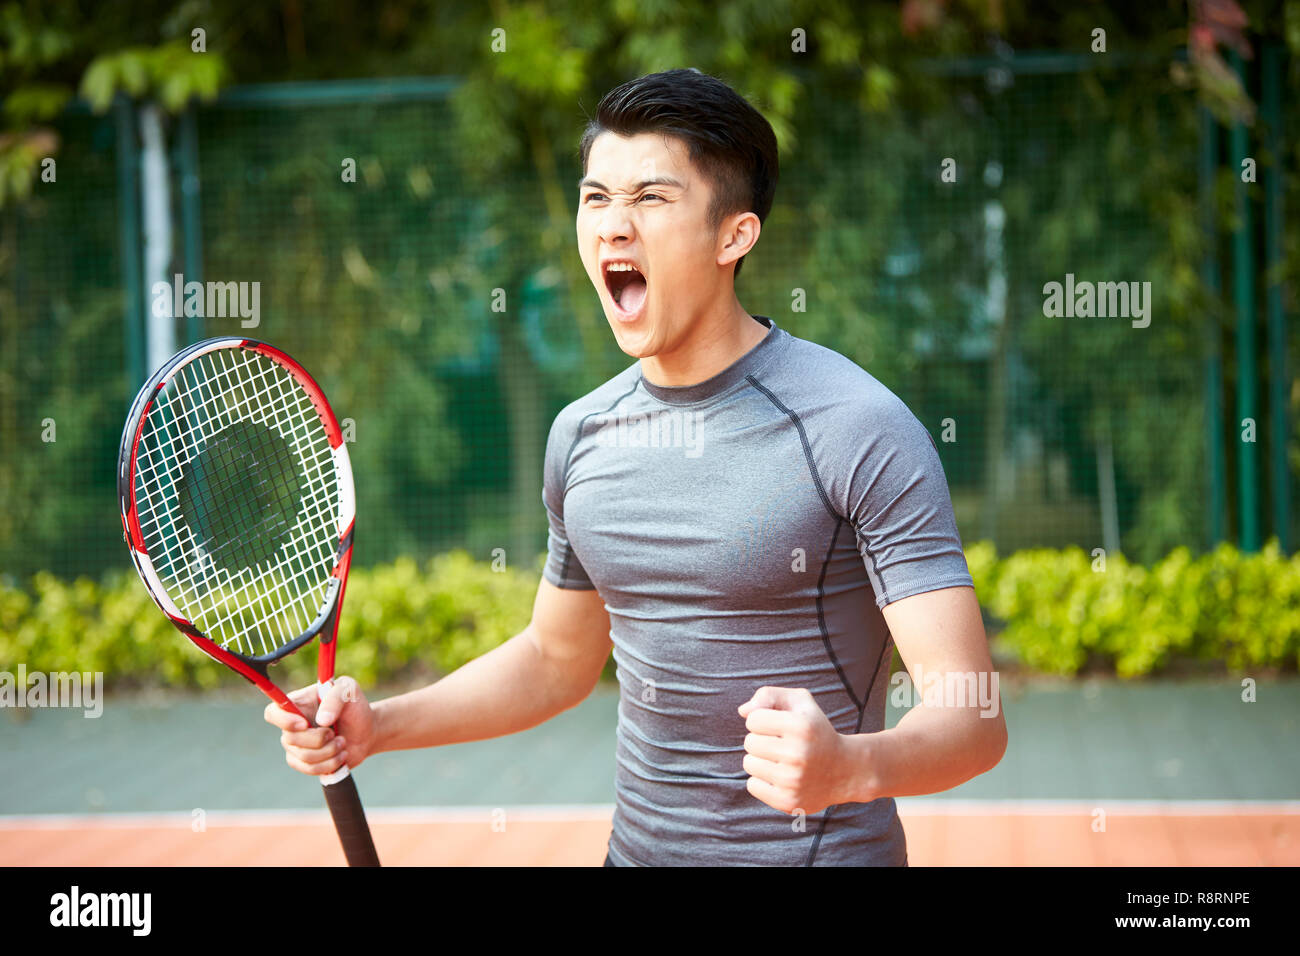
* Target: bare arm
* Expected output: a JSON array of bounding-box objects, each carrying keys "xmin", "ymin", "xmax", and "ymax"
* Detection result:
[
  {"xmin": 740, "ymin": 585, "xmax": 1006, "ymax": 815},
  {"xmin": 843, "ymin": 585, "xmax": 1007, "ymax": 800},
  {"xmin": 371, "ymin": 579, "xmax": 611, "ymax": 753},
  {"xmin": 265, "ymin": 578, "xmax": 611, "ymax": 776}
]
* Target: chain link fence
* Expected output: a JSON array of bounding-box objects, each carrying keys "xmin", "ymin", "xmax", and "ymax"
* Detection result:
[{"xmin": 2, "ymin": 64, "xmax": 1294, "ymax": 582}]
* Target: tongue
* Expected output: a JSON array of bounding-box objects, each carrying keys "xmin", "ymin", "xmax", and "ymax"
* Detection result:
[{"xmin": 619, "ymin": 275, "xmax": 648, "ymax": 313}]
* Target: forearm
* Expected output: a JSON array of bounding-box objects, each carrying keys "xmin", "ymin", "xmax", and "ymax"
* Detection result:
[
  {"xmin": 841, "ymin": 705, "xmax": 1007, "ymax": 802},
  {"xmin": 371, "ymin": 627, "xmax": 593, "ymax": 753}
]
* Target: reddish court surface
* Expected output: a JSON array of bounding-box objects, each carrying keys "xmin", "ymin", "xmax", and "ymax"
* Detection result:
[{"xmin": 1, "ymin": 804, "xmax": 1296, "ymax": 866}]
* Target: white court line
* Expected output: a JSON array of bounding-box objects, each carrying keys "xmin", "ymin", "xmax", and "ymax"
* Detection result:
[
  {"xmin": 1, "ymin": 800, "xmax": 1298, "ymax": 829},
  {"xmin": 0, "ymin": 805, "xmax": 619, "ymax": 830},
  {"xmin": 894, "ymin": 799, "xmax": 1300, "ymax": 816}
]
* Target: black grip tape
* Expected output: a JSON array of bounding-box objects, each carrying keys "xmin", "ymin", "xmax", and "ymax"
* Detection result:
[{"xmin": 322, "ymin": 772, "xmax": 381, "ymax": 867}]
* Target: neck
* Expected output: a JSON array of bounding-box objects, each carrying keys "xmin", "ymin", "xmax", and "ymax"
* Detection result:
[{"xmin": 640, "ymin": 298, "xmax": 768, "ymax": 387}]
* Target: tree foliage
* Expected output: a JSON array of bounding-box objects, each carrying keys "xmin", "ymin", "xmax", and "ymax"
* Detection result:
[{"xmin": 1, "ymin": 0, "xmax": 1296, "ymax": 578}]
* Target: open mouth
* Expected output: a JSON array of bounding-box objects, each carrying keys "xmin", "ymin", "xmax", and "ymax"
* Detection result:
[{"xmin": 603, "ymin": 261, "xmax": 648, "ymax": 316}]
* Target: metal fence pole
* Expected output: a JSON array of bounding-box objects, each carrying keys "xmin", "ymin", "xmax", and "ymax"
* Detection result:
[
  {"xmin": 1198, "ymin": 106, "xmax": 1226, "ymax": 549},
  {"xmin": 1262, "ymin": 41, "xmax": 1290, "ymax": 553},
  {"xmin": 1230, "ymin": 51, "xmax": 1259, "ymax": 552},
  {"xmin": 114, "ymin": 94, "xmax": 145, "ymax": 399},
  {"xmin": 175, "ymin": 104, "xmax": 205, "ymax": 344}
]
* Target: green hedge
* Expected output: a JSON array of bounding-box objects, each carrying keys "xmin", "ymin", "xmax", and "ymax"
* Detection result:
[
  {"xmin": 967, "ymin": 538, "xmax": 1300, "ymax": 677},
  {"xmin": 0, "ymin": 551, "xmax": 537, "ymax": 691},
  {"xmin": 2, "ymin": 542, "xmax": 1298, "ymax": 687}
]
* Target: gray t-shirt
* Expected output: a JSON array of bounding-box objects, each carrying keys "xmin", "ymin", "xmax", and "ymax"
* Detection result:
[{"xmin": 542, "ymin": 315, "xmax": 973, "ymax": 866}]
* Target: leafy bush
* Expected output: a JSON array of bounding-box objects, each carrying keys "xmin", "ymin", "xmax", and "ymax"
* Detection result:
[
  {"xmin": 0, "ymin": 551, "xmax": 537, "ymax": 691},
  {"xmin": 976, "ymin": 538, "xmax": 1300, "ymax": 677},
  {"xmin": 2, "ymin": 542, "xmax": 1298, "ymax": 687}
]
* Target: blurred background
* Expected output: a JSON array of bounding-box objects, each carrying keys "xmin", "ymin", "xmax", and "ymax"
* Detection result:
[{"xmin": 0, "ymin": 0, "xmax": 1297, "ymax": 866}]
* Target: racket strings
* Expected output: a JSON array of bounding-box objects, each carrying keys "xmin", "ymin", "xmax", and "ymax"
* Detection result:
[
  {"xmin": 142, "ymin": 352, "xmax": 337, "ymax": 653},
  {"xmin": 177, "ymin": 352, "xmax": 338, "ymax": 648},
  {"xmin": 137, "ymin": 355, "xmax": 328, "ymax": 651},
  {"xmin": 133, "ymin": 347, "xmax": 341, "ymax": 656}
]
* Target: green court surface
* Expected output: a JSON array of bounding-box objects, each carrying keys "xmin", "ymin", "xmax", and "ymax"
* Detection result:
[{"xmin": 1, "ymin": 679, "xmax": 1296, "ymax": 815}]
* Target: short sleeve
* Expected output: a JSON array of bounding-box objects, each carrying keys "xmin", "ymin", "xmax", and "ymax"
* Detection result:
[
  {"xmin": 843, "ymin": 400, "xmax": 973, "ymax": 609},
  {"xmin": 541, "ymin": 411, "xmax": 595, "ymax": 590}
]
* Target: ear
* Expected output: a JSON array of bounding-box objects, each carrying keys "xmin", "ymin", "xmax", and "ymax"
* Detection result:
[{"xmin": 717, "ymin": 210, "xmax": 761, "ymax": 269}]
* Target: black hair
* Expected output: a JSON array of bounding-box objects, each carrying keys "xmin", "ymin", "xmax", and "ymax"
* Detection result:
[{"xmin": 578, "ymin": 68, "xmax": 779, "ymax": 280}]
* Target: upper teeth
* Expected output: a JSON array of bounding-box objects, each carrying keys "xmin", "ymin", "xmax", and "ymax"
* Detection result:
[{"xmin": 607, "ymin": 263, "xmax": 640, "ymax": 272}]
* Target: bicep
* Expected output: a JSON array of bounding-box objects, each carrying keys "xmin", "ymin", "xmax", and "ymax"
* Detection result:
[
  {"xmin": 882, "ymin": 585, "xmax": 1007, "ymax": 763},
  {"xmin": 526, "ymin": 578, "xmax": 611, "ymax": 693},
  {"xmin": 881, "ymin": 585, "xmax": 991, "ymax": 678}
]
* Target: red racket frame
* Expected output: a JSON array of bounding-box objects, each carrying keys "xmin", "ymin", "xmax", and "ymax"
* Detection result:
[{"xmin": 118, "ymin": 337, "xmax": 378, "ymax": 867}]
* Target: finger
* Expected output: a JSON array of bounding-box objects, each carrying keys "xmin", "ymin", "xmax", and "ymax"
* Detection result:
[
  {"xmin": 283, "ymin": 735, "xmax": 347, "ymax": 766},
  {"xmin": 738, "ymin": 685, "xmax": 790, "ymax": 717},
  {"xmin": 280, "ymin": 726, "xmax": 336, "ymax": 751},
  {"xmin": 285, "ymin": 685, "xmax": 321, "ymax": 724},
  {"xmin": 332, "ymin": 675, "xmax": 364, "ymax": 707},
  {"xmin": 742, "ymin": 731, "xmax": 791, "ymax": 762},
  {"xmin": 264, "ymin": 699, "xmax": 308, "ymax": 732},
  {"xmin": 285, "ymin": 747, "xmax": 351, "ymax": 777},
  {"xmin": 742, "ymin": 752, "xmax": 786, "ymax": 787},
  {"xmin": 744, "ymin": 707, "xmax": 807, "ymax": 737},
  {"xmin": 315, "ymin": 679, "xmax": 352, "ymax": 727},
  {"xmin": 312, "ymin": 676, "xmax": 358, "ymax": 728},
  {"xmin": 745, "ymin": 774, "xmax": 798, "ymax": 815}
]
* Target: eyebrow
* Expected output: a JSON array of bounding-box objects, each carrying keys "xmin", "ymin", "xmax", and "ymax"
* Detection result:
[{"xmin": 577, "ymin": 176, "xmax": 686, "ymax": 192}]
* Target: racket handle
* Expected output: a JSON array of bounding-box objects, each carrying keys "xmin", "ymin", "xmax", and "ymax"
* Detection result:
[{"xmin": 320, "ymin": 770, "xmax": 381, "ymax": 867}]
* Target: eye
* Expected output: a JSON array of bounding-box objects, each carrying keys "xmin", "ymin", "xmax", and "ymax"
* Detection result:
[
  {"xmin": 583, "ymin": 192, "xmax": 607, "ymax": 204},
  {"xmin": 639, "ymin": 193, "xmax": 663, "ymax": 203}
]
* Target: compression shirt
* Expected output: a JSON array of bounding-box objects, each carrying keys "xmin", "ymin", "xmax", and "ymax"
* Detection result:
[{"xmin": 542, "ymin": 315, "xmax": 973, "ymax": 865}]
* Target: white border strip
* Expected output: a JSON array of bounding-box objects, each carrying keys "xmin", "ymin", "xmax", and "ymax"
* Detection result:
[
  {"xmin": 333, "ymin": 443, "xmax": 355, "ymax": 534},
  {"xmin": 134, "ymin": 550, "xmax": 184, "ymax": 620},
  {"xmin": 893, "ymin": 798, "xmax": 1300, "ymax": 816},
  {"xmin": 0, "ymin": 804, "xmax": 620, "ymax": 830},
  {"xmin": 1, "ymin": 800, "xmax": 1298, "ymax": 830}
]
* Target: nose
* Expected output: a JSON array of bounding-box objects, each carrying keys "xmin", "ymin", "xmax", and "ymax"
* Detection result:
[{"xmin": 596, "ymin": 204, "xmax": 635, "ymax": 245}]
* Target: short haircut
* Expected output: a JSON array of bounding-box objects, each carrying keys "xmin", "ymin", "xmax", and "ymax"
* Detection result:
[{"xmin": 578, "ymin": 68, "xmax": 779, "ymax": 280}]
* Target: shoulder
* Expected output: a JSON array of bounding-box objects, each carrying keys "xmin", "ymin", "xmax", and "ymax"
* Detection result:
[
  {"xmin": 760, "ymin": 331, "xmax": 927, "ymax": 441},
  {"xmin": 546, "ymin": 361, "xmax": 642, "ymax": 449}
]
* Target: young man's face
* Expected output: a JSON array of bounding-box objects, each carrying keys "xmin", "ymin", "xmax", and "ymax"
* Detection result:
[{"xmin": 577, "ymin": 131, "xmax": 739, "ymax": 358}]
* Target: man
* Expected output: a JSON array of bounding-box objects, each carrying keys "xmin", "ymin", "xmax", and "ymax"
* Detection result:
[{"xmin": 267, "ymin": 69, "xmax": 1006, "ymax": 866}]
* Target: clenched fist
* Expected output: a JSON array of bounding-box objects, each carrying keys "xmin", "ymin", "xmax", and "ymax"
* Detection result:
[
  {"xmin": 738, "ymin": 686, "xmax": 859, "ymax": 816},
  {"xmin": 263, "ymin": 676, "xmax": 378, "ymax": 777}
]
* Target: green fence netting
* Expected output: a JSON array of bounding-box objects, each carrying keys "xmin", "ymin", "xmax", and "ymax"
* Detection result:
[{"xmin": 1, "ymin": 65, "xmax": 1295, "ymax": 583}]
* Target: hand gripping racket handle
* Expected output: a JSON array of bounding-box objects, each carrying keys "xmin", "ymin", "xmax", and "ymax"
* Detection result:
[
  {"xmin": 280, "ymin": 692, "xmax": 381, "ymax": 867},
  {"xmin": 320, "ymin": 769, "xmax": 381, "ymax": 867}
]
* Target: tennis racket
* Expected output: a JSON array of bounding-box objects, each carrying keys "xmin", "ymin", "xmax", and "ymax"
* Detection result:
[{"xmin": 117, "ymin": 336, "xmax": 380, "ymax": 867}]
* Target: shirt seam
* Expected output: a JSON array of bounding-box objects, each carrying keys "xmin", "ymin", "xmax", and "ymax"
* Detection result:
[
  {"xmin": 743, "ymin": 372, "xmax": 841, "ymax": 523},
  {"xmin": 636, "ymin": 327, "xmax": 793, "ymax": 409}
]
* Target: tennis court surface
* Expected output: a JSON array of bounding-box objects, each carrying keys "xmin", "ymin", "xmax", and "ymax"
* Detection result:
[{"xmin": 2, "ymin": 680, "xmax": 1297, "ymax": 865}]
